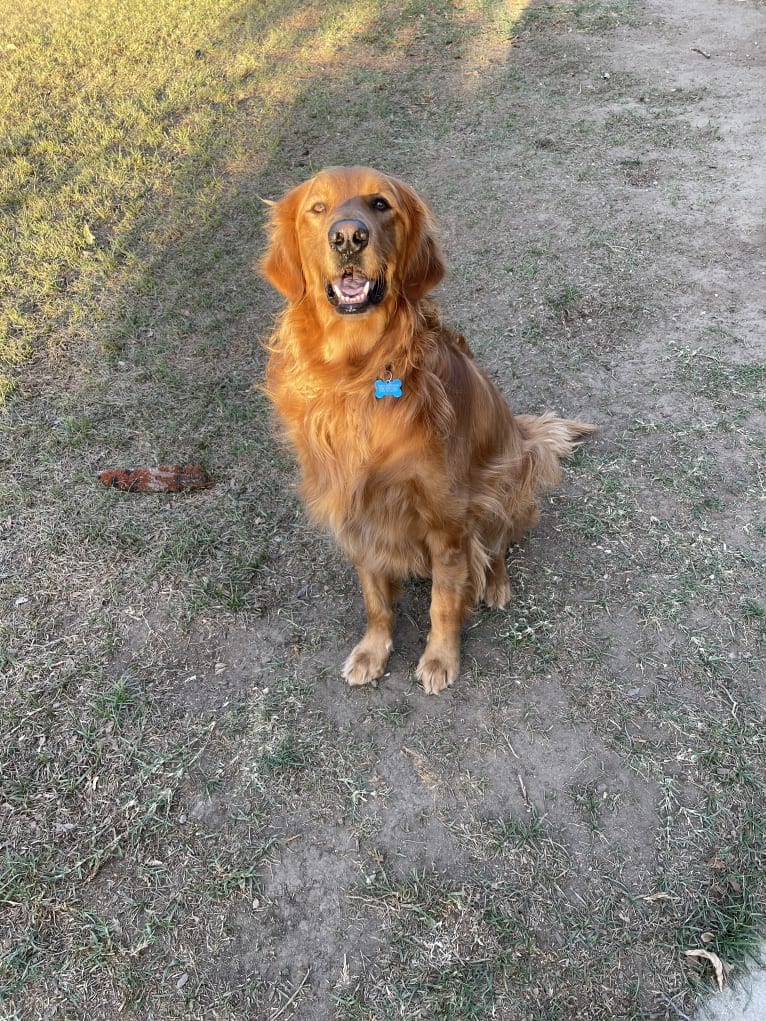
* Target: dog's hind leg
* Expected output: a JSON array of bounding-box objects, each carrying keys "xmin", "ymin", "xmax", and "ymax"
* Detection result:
[{"xmin": 484, "ymin": 550, "xmax": 512, "ymax": 609}]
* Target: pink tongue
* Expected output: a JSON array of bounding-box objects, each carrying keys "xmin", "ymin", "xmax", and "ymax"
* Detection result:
[{"xmin": 339, "ymin": 271, "xmax": 367, "ymax": 298}]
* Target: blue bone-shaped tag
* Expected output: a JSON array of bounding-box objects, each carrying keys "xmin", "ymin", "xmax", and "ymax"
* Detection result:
[{"xmin": 374, "ymin": 378, "xmax": 403, "ymax": 399}]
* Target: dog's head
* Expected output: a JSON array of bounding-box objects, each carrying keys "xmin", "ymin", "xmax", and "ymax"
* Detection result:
[{"xmin": 261, "ymin": 166, "xmax": 445, "ymax": 315}]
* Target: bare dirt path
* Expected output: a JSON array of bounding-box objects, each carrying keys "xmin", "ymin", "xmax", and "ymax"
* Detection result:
[{"xmin": 219, "ymin": 2, "xmax": 766, "ymax": 1016}]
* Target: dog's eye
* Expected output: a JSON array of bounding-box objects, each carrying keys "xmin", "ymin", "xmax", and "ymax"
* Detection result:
[
  {"xmin": 310, "ymin": 202, "xmax": 327, "ymax": 214},
  {"xmin": 371, "ymin": 196, "xmax": 391, "ymax": 212}
]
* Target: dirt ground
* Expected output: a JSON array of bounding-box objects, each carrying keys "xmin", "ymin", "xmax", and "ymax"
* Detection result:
[
  {"xmin": 241, "ymin": 3, "xmax": 766, "ymax": 1015},
  {"xmin": 2, "ymin": 0, "xmax": 765, "ymax": 1019}
]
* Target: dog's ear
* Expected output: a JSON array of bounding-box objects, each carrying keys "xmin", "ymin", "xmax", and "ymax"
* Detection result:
[
  {"xmin": 260, "ymin": 183, "xmax": 308, "ymax": 302},
  {"xmin": 396, "ymin": 180, "xmax": 446, "ymax": 301}
]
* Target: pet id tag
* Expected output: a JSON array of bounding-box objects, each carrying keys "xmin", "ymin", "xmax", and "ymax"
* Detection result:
[
  {"xmin": 374, "ymin": 378, "xmax": 403, "ymax": 399},
  {"xmin": 375, "ymin": 367, "xmax": 402, "ymax": 399}
]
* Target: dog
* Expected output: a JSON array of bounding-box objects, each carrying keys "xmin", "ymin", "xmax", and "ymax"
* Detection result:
[{"xmin": 261, "ymin": 166, "xmax": 594, "ymax": 694}]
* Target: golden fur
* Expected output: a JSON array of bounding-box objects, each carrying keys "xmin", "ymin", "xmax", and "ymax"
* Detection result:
[{"xmin": 261, "ymin": 166, "xmax": 594, "ymax": 693}]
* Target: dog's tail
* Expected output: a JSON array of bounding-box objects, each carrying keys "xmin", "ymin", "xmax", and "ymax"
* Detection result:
[
  {"xmin": 515, "ymin": 412, "xmax": 596, "ymax": 491},
  {"xmin": 517, "ymin": 412, "xmax": 596, "ymax": 457}
]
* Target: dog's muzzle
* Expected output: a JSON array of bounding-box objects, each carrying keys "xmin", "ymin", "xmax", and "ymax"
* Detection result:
[{"xmin": 324, "ymin": 217, "xmax": 385, "ymax": 313}]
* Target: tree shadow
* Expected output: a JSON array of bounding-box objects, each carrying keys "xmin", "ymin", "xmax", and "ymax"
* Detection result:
[
  {"xmin": 87, "ymin": 0, "xmax": 530, "ymax": 378},
  {"xmin": 22, "ymin": 0, "xmax": 530, "ymax": 517}
]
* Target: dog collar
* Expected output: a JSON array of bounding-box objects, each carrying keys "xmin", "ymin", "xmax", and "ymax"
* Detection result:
[{"xmin": 374, "ymin": 365, "xmax": 402, "ymax": 399}]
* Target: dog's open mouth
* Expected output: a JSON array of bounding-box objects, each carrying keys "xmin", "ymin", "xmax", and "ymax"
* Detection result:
[{"xmin": 326, "ymin": 268, "xmax": 385, "ymax": 314}]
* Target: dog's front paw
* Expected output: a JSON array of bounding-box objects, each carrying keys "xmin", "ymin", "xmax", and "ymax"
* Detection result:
[
  {"xmin": 416, "ymin": 643, "xmax": 460, "ymax": 695},
  {"xmin": 342, "ymin": 636, "xmax": 393, "ymax": 687}
]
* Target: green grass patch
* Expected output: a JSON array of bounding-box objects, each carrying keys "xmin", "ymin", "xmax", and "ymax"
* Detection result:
[
  {"xmin": 518, "ymin": 0, "xmax": 638, "ymax": 34},
  {"xmin": 340, "ymin": 870, "xmax": 535, "ymax": 1019}
]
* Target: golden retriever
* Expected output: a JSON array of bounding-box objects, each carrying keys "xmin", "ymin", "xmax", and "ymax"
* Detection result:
[{"xmin": 261, "ymin": 166, "xmax": 594, "ymax": 694}]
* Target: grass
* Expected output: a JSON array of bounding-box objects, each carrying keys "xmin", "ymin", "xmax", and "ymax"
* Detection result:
[
  {"xmin": 341, "ymin": 870, "xmax": 536, "ymax": 1019},
  {"xmin": 517, "ymin": 0, "xmax": 639, "ymax": 33},
  {"xmin": 2, "ymin": 0, "xmax": 765, "ymax": 1019}
]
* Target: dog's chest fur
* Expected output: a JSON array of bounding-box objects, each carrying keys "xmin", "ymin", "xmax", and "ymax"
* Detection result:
[{"xmin": 293, "ymin": 384, "xmax": 438, "ymax": 575}]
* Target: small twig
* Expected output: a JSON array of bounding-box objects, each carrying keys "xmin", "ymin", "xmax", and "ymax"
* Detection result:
[
  {"xmin": 503, "ymin": 734, "xmax": 520, "ymax": 759},
  {"xmin": 517, "ymin": 772, "xmax": 531, "ymax": 809},
  {"xmin": 271, "ymin": 969, "xmax": 311, "ymax": 1021},
  {"xmin": 656, "ymin": 991, "xmax": 695, "ymax": 1021},
  {"xmin": 691, "ymin": 47, "xmax": 711, "ymax": 59}
]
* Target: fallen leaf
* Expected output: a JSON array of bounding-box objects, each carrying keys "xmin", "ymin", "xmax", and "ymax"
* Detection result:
[
  {"xmin": 98, "ymin": 464, "xmax": 214, "ymax": 493},
  {"xmin": 685, "ymin": 948, "xmax": 726, "ymax": 991}
]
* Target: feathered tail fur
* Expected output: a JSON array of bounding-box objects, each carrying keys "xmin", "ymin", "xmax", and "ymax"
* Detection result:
[{"xmin": 515, "ymin": 412, "xmax": 596, "ymax": 492}]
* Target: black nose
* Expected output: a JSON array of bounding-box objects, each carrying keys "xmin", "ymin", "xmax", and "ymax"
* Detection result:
[{"xmin": 328, "ymin": 218, "xmax": 369, "ymax": 255}]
